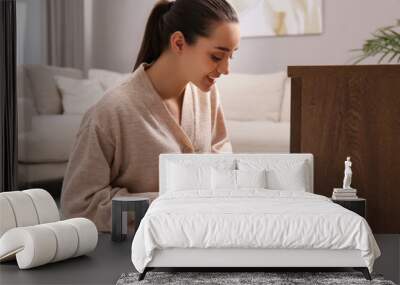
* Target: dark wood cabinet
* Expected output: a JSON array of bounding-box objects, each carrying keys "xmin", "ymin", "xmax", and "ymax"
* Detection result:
[{"xmin": 288, "ymin": 65, "xmax": 400, "ymax": 233}]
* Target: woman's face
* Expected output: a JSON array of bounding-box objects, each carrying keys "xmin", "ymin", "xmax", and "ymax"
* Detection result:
[{"xmin": 181, "ymin": 22, "xmax": 240, "ymax": 92}]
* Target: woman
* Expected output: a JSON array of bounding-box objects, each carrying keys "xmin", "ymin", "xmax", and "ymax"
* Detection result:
[{"xmin": 61, "ymin": 0, "xmax": 240, "ymax": 232}]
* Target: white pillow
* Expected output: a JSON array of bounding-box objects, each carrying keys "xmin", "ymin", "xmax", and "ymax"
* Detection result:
[
  {"xmin": 88, "ymin": 69, "xmax": 130, "ymax": 91},
  {"xmin": 237, "ymin": 159, "xmax": 309, "ymax": 192},
  {"xmin": 266, "ymin": 162, "xmax": 307, "ymax": 191},
  {"xmin": 217, "ymin": 72, "xmax": 287, "ymax": 122},
  {"xmin": 211, "ymin": 168, "xmax": 268, "ymax": 190},
  {"xmin": 54, "ymin": 76, "xmax": 104, "ymax": 115},
  {"xmin": 212, "ymin": 168, "xmax": 236, "ymax": 190},
  {"xmin": 168, "ymin": 163, "xmax": 212, "ymax": 192},
  {"xmin": 236, "ymin": 169, "xmax": 267, "ymax": 188}
]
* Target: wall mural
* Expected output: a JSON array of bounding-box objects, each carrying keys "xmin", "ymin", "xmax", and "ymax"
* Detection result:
[{"xmin": 228, "ymin": 0, "xmax": 323, "ymax": 37}]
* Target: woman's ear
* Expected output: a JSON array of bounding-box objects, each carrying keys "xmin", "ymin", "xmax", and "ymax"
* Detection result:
[{"xmin": 169, "ymin": 31, "xmax": 186, "ymax": 54}]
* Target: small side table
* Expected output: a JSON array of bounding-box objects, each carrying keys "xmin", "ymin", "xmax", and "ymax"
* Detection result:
[
  {"xmin": 331, "ymin": 198, "xmax": 366, "ymax": 218},
  {"xmin": 112, "ymin": 197, "xmax": 150, "ymax": 242}
]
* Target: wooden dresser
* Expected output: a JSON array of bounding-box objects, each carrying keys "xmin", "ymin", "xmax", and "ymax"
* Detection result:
[{"xmin": 288, "ymin": 65, "xmax": 400, "ymax": 233}]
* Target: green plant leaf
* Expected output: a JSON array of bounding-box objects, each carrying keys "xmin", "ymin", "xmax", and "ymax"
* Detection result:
[
  {"xmin": 389, "ymin": 29, "xmax": 400, "ymax": 37},
  {"xmin": 353, "ymin": 55, "xmax": 369, "ymax": 64},
  {"xmin": 378, "ymin": 50, "xmax": 391, "ymax": 63},
  {"xmin": 388, "ymin": 52, "xmax": 397, "ymax": 62},
  {"xmin": 351, "ymin": 23, "xmax": 400, "ymax": 64}
]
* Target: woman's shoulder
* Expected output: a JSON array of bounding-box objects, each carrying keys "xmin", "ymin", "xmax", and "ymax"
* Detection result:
[
  {"xmin": 81, "ymin": 71, "xmax": 148, "ymax": 130},
  {"xmin": 101, "ymin": 70, "xmax": 147, "ymax": 105}
]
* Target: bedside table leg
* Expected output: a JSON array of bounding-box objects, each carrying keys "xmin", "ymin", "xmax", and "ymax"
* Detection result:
[
  {"xmin": 112, "ymin": 201, "xmax": 123, "ymax": 242},
  {"xmin": 134, "ymin": 201, "xmax": 149, "ymax": 230}
]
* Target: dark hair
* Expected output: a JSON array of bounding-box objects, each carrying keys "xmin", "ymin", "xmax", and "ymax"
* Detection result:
[{"xmin": 133, "ymin": 0, "xmax": 238, "ymax": 71}]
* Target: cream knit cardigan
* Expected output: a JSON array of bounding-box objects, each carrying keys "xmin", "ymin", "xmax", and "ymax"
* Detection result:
[{"xmin": 60, "ymin": 64, "xmax": 232, "ymax": 232}]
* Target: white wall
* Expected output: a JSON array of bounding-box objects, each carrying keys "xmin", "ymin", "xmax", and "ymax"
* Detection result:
[
  {"xmin": 231, "ymin": 0, "xmax": 400, "ymax": 73},
  {"xmin": 89, "ymin": 0, "xmax": 157, "ymax": 72},
  {"xmin": 88, "ymin": 0, "xmax": 400, "ymax": 74}
]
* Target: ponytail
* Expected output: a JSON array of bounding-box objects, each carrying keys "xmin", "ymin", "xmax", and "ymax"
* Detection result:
[
  {"xmin": 133, "ymin": 0, "xmax": 174, "ymax": 71},
  {"xmin": 133, "ymin": 0, "xmax": 238, "ymax": 72}
]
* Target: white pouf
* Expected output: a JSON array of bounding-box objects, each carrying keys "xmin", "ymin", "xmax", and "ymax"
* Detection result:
[
  {"xmin": 0, "ymin": 189, "xmax": 98, "ymax": 269},
  {"xmin": 0, "ymin": 226, "xmax": 57, "ymax": 269},
  {"xmin": 0, "ymin": 191, "xmax": 39, "ymax": 227},
  {"xmin": 42, "ymin": 221, "xmax": 79, "ymax": 262},
  {"xmin": 23, "ymin": 188, "xmax": 60, "ymax": 223},
  {"xmin": 63, "ymin": 218, "xmax": 98, "ymax": 257},
  {"xmin": 0, "ymin": 196, "xmax": 17, "ymax": 237},
  {"xmin": 0, "ymin": 218, "xmax": 98, "ymax": 269}
]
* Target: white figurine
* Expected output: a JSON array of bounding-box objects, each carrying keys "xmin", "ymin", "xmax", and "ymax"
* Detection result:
[{"xmin": 342, "ymin": 156, "xmax": 353, "ymax": 189}]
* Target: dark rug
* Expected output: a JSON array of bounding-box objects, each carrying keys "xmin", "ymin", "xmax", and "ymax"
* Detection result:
[{"xmin": 116, "ymin": 271, "xmax": 396, "ymax": 285}]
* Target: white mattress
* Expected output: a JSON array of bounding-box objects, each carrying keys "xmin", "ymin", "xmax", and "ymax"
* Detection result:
[{"xmin": 131, "ymin": 190, "xmax": 380, "ymax": 273}]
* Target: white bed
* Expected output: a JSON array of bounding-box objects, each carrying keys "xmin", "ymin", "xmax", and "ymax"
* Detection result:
[{"xmin": 131, "ymin": 154, "xmax": 380, "ymax": 280}]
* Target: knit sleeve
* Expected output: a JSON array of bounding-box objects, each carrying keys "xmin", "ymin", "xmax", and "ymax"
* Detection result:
[{"xmin": 60, "ymin": 116, "xmax": 135, "ymax": 232}]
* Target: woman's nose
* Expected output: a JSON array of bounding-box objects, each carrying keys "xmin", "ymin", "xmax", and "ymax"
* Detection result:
[{"xmin": 218, "ymin": 59, "xmax": 230, "ymax": 75}]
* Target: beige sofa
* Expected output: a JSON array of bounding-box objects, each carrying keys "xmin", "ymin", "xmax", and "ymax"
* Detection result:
[
  {"xmin": 17, "ymin": 65, "xmax": 85, "ymax": 187},
  {"xmin": 217, "ymin": 72, "xmax": 291, "ymax": 153},
  {"xmin": 17, "ymin": 65, "xmax": 291, "ymax": 186}
]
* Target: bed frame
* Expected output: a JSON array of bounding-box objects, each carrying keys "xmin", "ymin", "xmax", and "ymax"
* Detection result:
[
  {"xmin": 141, "ymin": 248, "xmax": 370, "ymax": 280},
  {"xmin": 138, "ymin": 154, "xmax": 372, "ymax": 281}
]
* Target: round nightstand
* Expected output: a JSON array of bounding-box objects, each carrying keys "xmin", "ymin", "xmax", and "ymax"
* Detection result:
[{"xmin": 111, "ymin": 197, "xmax": 150, "ymax": 242}]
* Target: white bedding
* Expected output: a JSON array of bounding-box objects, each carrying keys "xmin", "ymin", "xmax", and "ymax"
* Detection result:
[{"xmin": 131, "ymin": 190, "xmax": 380, "ymax": 273}]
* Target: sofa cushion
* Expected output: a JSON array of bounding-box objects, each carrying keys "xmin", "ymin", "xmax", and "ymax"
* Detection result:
[
  {"xmin": 225, "ymin": 120, "xmax": 290, "ymax": 153},
  {"xmin": 217, "ymin": 72, "xmax": 287, "ymax": 122},
  {"xmin": 54, "ymin": 76, "xmax": 104, "ymax": 115},
  {"xmin": 17, "ymin": 65, "xmax": 34, "ymax": 100},
  {"xmin": 17, "ymin": 97, "xmax": 36, "ymax": 133},
  {"xmin": 18, "ymin": 163, "xmax": 68, "ymax": 185},
  {"xmin": 18, "ymin": 115, "xmax": 83, "ymax": 163},
  {"xmin": 88, "ymin": 69, "xmax": 130, "ymax": 91},
  {"xmin": 24, "ymin": 65, "xmax": 83, "ymax": 114},
  {"xmin": 280, "ymin": 78, "xmax": 291, "ymax": 122},
  {"xmin": 49, "ymin": 66, "xmax": 84, "ymax": 79}
]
